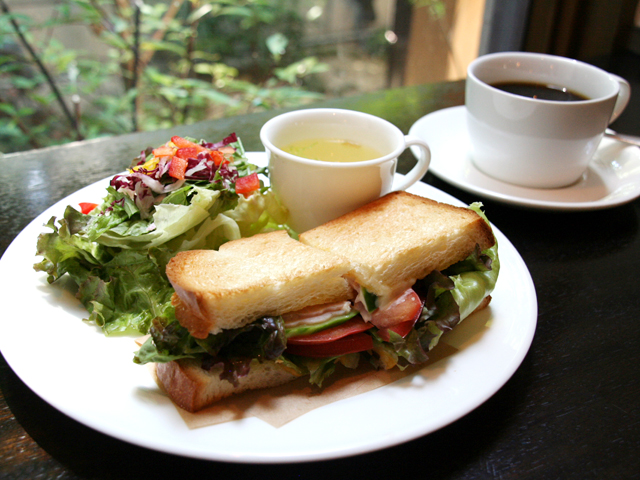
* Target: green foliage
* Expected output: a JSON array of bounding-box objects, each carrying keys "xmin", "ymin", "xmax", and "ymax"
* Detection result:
[
  {"xmin": 0, "ymin": 0, "xmax": 327, "ymax": 153},
  {"xmin": 410, "ymin": 0, "xmax": 446, "ymax": 19}
]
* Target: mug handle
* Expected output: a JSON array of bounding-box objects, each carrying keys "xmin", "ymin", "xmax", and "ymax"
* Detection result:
[
  {"xmin": 609, "ymin": 74, "xmax": 631, "ymax": 124},
  {"xmin": 392, "ymin": 135, "xmax": 431, "ymax": 191}
]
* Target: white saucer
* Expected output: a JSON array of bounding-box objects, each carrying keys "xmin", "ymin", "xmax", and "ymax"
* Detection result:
[{"xmin": 409, "ymin": 106, "xmax": 640, "ymax": 210}]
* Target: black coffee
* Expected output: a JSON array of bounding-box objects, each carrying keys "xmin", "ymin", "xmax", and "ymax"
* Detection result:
[{"xmin": 491, "ymin": 81, "xmax": 589, "ymax": 101}]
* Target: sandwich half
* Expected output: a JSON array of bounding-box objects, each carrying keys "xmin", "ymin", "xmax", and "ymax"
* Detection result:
[
  {"xmin": 135, "ymin": 192, "xmax": 500, "ymax": 412},
  {"xmin": 140, "ymin": 229, "xmax": 353, "ymax": 411},
  {"xmin": 299, "ymin": 191, "xmax": 499, "ymax": 369}
]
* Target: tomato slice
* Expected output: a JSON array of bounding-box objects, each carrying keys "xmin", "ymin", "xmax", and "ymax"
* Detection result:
[
  {"xmin": 168, "ymin": 156, "xmax": 188, "ymax": 179},
  {"xmin": 287, "ymin": 317, "xmax": 373, "ymax": 345},
  {"xmin": 373, "ymin": 288, "xmax": 424, "ymax": 342},
  {"xmin": 79, "ymin": 202, "xmax": 98, "ymax": 214},
  {"xmin": 286, "ymin": 332, "xmax": 373, "ymax": 358},
  {"xmin": 369, "ymin": 288, "xmax": 423, "ymax": 329},
  {"xmin": 235, "ymin": 172, "xmax": 260, "ymax": 197},
  {"xmin": 376, "ymin": 318, "xmax": 419, "ymax": 342}
]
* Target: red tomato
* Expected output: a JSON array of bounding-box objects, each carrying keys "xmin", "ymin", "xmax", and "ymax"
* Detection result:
[
  {"xmin": 79, "ymin": 202, "xmax": 98, "ymax": 214},
  {"xmin": 286, "ymin": 332, "xmax": 373, "ymax": 358},
  {"xmin": 287, "ymin": 317, "xmax": 373, "ymax": 345},
  {"xmin": 235, "ymin": 172, "xmax": 260, "ymax": 197},
  {"xmin": 369, "ymin": 288, "xmax": 423, "ymax": 329},
  {"xmin": 371, "ymin": 288, "xmax": 424, "ymax": 341},
  {"xmin": 168, "ymin": 156, "xmax": 188, "ymax": 180},
  {"xmin": 376, "ymin": 318, "xmax": 419, "ymax": 342}
]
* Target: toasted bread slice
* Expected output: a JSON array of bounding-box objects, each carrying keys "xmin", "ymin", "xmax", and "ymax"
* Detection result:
[
  {"xmin": 299, "ymin": 192, "xmax": 495, "ymax": 299},
  {"xmin": 157, "ymin": 358, "xmax": 300, "ymax": 412},
  {"xmin": 166, "ymin": 230, "xmax": 353, "ymax": 338}
]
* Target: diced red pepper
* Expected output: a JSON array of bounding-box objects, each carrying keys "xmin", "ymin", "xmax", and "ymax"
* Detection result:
[
  {"xmin": 175, "ymin": 147, "xmax": 200, "ymax": 159},
  {"xmin": 152, "ymin": 146, "xmax": 176, "ymax": 157},
  {"xmin": 79, "ymin": 202, "xmax": 98, "ymax": 214},
  {"xmin": 171, "ymin": 136, "xmax": 193, "ymax": 147},
  {"xmin": 210, "ymin": 150, "xmax": 226, "ymax": 166},
  {"xmin": 168, "ymin": 156, "xmax": 188, "ymax": 180},
  {"xmin": 171, "ymin": 136, "xmax": 206, "ymax": 152},
  {"xmin": 235, "ymin": 172, "xmax": 260, "ymax": 197}
]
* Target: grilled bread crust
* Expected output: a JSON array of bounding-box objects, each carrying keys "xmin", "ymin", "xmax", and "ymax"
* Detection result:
[
  {"xmin": 166, "ymin": 230, "xmax": 353, "ymax": 338},
  {"xmin": 300, "ymin": 192, "xmax": 495, "ymax": 299},
  {"xmin": 156, "ymin": 358, "xmax": 300, "ymax": 412}
]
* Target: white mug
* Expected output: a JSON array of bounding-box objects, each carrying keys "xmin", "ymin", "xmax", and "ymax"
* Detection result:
[
  {"xmin": 260, "ymin": 108, "xmax": 431, "ymax": 232},
  {"xmin": 466, "ymin": 52, "xmax": 631, "ymax": 188}
]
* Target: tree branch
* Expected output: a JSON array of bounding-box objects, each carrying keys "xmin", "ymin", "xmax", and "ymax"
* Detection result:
[
  {"xmin": 132, "ymin": 0, "xmax": 142, "ymax": 131},
  {"xmin": 139, "ymin": 0, "xmax": 183, "ymax": 69},
  {"xmin": 0, "ymin": 0, "xmax": 83, "ymax": 141}
]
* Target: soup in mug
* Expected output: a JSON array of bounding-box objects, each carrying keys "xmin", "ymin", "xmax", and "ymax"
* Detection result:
[{"xmin": 281, "ymin": 138, "xmax": 382, "ymax": 163}]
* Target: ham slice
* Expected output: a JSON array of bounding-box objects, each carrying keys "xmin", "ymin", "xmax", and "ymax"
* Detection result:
[{"xmin": 282, "ymin": 301, "xmax": 352, "ymax": 328}]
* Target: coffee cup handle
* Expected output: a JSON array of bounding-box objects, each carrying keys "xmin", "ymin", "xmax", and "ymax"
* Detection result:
[
  {"xmin": 392, "ymin": 135, "xmax": 431, "ymax": 191},
  {"xmin": 609, "ymin": 74, "xmax": 631, "ymax": 124}
]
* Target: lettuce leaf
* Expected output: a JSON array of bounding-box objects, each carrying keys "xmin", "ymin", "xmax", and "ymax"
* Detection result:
[
  {"xmin": 451, "ymin": 203, "xmax": 500, "ymax": 320},
  {"xmin": 135, "ymin": 314, "xmax": 290, "ymax": 386},
  {"xmin": 87, "ymin": 250, "xmax": 177, "ymax": 332},
  {"xmin": 95, "ymin": 186, "xmax": 222, "ymax": 248}
]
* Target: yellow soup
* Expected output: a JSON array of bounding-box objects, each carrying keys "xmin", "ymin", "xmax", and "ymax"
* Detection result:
[{"xmin": 282, "ymin": 138, "xmax": 382, "ymax": 163}]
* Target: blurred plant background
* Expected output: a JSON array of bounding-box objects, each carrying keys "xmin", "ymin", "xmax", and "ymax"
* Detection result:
[
  {"xmin": 0, "ymin": 0, "xmax": 398, "ymax": 153},
  {"xmin": 1, "ymin": 0, "xmax": 486, "ymax": 154}
]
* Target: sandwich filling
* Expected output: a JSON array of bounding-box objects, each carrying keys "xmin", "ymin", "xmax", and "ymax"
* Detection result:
[{"xmin": 135, "ymin": 204, "xmax": 499, "ymax": 387}]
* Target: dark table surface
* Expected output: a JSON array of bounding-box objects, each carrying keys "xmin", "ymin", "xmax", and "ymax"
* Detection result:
[{"xmin": 1, "ymin": 79, "xmax": 639, "ymax": 480}]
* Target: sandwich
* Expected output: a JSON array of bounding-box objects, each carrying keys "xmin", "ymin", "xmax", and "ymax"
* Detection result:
[
  {"xmin": 141, "ymin": 229, "xmax": 355, "ymax": 411},
  {"xmin": 135, "ymin": 192, "xmax": 500, "ymax": 412}
]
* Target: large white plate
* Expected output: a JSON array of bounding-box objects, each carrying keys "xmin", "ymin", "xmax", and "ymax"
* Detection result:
[
  {"xmin": 409, "ymin": 106, "xmax": 640, "ymax": 210},
  {"xmin": 0, "ymin": 152, "xmax": 537, "ymax": 463}
]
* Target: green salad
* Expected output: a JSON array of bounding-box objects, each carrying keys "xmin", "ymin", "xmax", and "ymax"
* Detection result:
[{"xmin": 34, "ymin": 133, "xmax": 288, "ymax": 336}]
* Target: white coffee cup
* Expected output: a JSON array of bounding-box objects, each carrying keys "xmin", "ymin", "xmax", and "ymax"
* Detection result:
[
  {"xmin": 260, "ymin": 108, "xmax": 431, "ymax": 232},
  {"xmin": 466, "ymin": 52, "xmax": 631, "ymax": 188}
]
